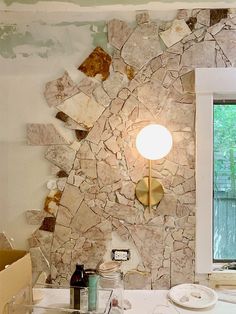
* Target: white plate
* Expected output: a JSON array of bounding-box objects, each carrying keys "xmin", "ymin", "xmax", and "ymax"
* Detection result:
[{"xmin": 168, "ymin": 284, "xmax": 218, "ymax": 309}]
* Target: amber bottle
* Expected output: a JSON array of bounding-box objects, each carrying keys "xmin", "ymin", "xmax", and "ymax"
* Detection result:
[{"xmin": 70, "ymin": 264, "xmax": 87, "ymax": 310}]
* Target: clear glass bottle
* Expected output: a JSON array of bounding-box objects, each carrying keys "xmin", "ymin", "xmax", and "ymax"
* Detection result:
[{"xmin": 99, "ymin": 271, "xmax": 124, "ymax": 314}]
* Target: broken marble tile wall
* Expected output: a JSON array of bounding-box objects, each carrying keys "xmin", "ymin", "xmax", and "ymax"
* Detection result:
[{"xmin": 25, "ymin": 8, "xmax": 234, "ymax": 289}]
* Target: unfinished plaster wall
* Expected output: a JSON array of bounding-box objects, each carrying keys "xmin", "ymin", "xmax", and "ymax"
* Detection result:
[{"xmin": 1, "ymin": 8, "xmax": 235, "ymax": 289}]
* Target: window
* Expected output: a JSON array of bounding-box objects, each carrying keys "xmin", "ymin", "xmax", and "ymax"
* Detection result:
[
  {"xmin": 195, "ymin": 68, "xmax": 236, "ymax": 273},
  {"xmin": 213, "ymin": 102, "xmax": 236, "ymax": 262}
]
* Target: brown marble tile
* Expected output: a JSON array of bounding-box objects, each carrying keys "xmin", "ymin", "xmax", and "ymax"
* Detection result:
[
  {"xmin": 75, "ymin": 129, "xmax": 89, "ymax": 141},
  {"xmin": 55, "ymin": 111, "xmax": 69, "ymax": 122},
  {"xmin": 186, "ymin": 17, "xmax": 197, "ymax": 31},
  {"xmin": 56, "ymin": 170, "xmax": 68, "ymax": 178},
  {"xmin": 210, "ymin": 9, "xmax": 228, "ymax": 26},
  {"xmin": 44, "ymin": 190, "xmax": 62, "ymax": 214},
  {"xmin": 39, "ymin": 217, "xmax": 56, "ymax": 232},
  {"xmin": 126, "ymin": 65, "xmax": 135, "ymax": 80},
  {"xmin": 78, "ymin": 47, "xmax": 112, "ymax": 81}
]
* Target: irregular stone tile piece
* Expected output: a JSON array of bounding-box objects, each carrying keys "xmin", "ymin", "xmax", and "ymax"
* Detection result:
[
  {"xmin": 80, "ymin": 159, "xmax": 97, "ymax": 179},
  {"xmin": 44, "ymin": 71, "xmax": 79, "ymax": 107},
  {"xmin": 216, "ymin": 50, "xmax": 226, "ymax": 67},
  {"xmin": 44, "ymin": 189, "xmax": 62, "ymax": 214},
  {"xmin": 124, "ymin": 271, "xmax": 151, "ymax": 289},
  {"xmin": 86, "ymin": 113, "xmax": 108, "ymax": 144},
  {"xmin": 121, "ymin": 22, "xmax": 162, "ymax": 69},
  {"xmin": 129, "ymin": 225, "xmax": 164, "ymax": 269},
  {"xmin": 177, "ymin": 9, "xmax": 192, "ymax": 21},
  {"xmin": 39, "ymin": 217, "xmax": 56, "ymax": 232},
  {"xmin": 108, "ymin": 114, "xmax": 122, "ymax": 130},
  {"xmin": 126, "ymin": 65, "xmax": 135, "ymax": 80},
  {"xmin": 57, "ymin": 92, "xmax": 105, "ymax": 129},
  {"xmin": 45, "ymin": 145, "xmax": 76, "ymax": 173},
  {"xmin": 186, "ymin": 17, "xmax": 197, "ymax": 31},
  {"xmin": 104, "ymin": 136, "xmax": 120, "ymax": 154},
  {"xmin": 97, "ymin": 161, "xmax": 121, "ymax": 186},
  {"xmin": 171, "ymin": 248, "xmax": 194, "ymax": 286},
  {"xmin": 56, "ymin": 205, "xmax": 73, "ymax": 227},
  {"xmin": 157, "ymin": 194, "xmax": 177, "ymax": 216},
  {"xmin": 210, "ymin": 9, "xmax": 228, "ymax": 26},
  {"xmin": 116, "ymin": 192, "xmax": 129, "ymax": 205},
  {"xmin": 78, "ymin": 47, "xmax": 112, "ymax": 81},
  {"xmin": 0, "ymin": 232, "xmax": 13, "ymax": 249},
  {"xmin": 27, "ymin": 124, "xmax": 68, "ymax": 145},
  {"xmin": 60, "ymin": 184, "xmax": 84, "ymax": 216},
  {"xmin": 53, "ymin": 224, "xmax": 71, "ymax": 244},
  {"xmin": 108, "ymin": 19, "xmax": 133, "ymax": 50},
  {"xmin": 160, "ymin": 19, "xmax": 191, "ymax": 48},
  {"xmin": 55, "ymin": 111, "xmax": 69, "ymax": 122},
  {"xmin": 78, "ymin": 77, "xmax": 100, "ymax": 97},
  {"xmin": 71, "ymin": 201, "xmax": 101, "ymax": 233},
  {"xmin": 120, "ymin": 94, "xmax": 139, "ymax": 120},
  {"xmin": 93, "ymin": 86, "xmax": 111, "ymax": 108},
  {"xmin": 180, "ymin": 71, "xmax": 195, "ymax": 93},
  {"xmin": 118, "ymin": 88, "xmax": 131, "ymax": 100},
  {"xmin": 47, "ymin": 180, "xmax": 57, "ymax": 191},
  {"xmin": 28, "ymin": 230, "xmax": 53, "ymax": 260},
  {"xmin": 105, "ymin": 203, "xmax": 140, "ymax": 224},
  {"xmin": 181, "ymin": 41, "xmax": 215, "ymax": 68},
  {"xmin": 57, "ymin": 170, "xmax": 68, "ymax": 178},
  {"xmin": 57, "ymin": 177, "xmax": 67, "ymax": 191},
  {"xmin": 196, "ymin": 9, "xmax": 210, "ymax": 26},
  {"xmin": 120, "ymin": 181, "xmax": 135, "ymax": 200},
  {"xmin": 25, "ymin": 209, "xmax": 46, "ymax": 225},
  {"xmin": 75, "ymin": 130, "xmax": 89, "ymax": 141},
  {"xmin": 152, "ymin": 271, "xmax": 170, "ymax": 289},
  {"xmin": 64, "ymin": 117, "xmax": 89, "ymax": 131},
  {"xmin": 136, "ymin": 11, "xmax": 150, "ymax": 25},
  {"xmin": 77, "ymin": 141, "xmax": 94, "ymax": 159},
  {"xmin": 30, "ymin": 247, "xmax": 50, "ymax": 286},
  {"xmin": 137, "ymin": 80, "xmax": 169, "ymax": 116},
  {"xmin": 214, "ymin": 30, "xmax": 236, "ymax": 66},
  {"xmin": 112, "ymin": 57, "xmax": 126, "ymax": 74},
  {"xmin": 103, "ymin": 71, "xmax": 128, "ymax": 99}
]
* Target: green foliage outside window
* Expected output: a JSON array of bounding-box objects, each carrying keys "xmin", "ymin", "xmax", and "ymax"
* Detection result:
[{"xmin": 213, "ymin": 104, "xmax": 236, "ymax": 260}]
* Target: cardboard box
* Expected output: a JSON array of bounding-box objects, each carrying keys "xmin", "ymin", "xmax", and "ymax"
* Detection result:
[{"xmin": 0, "ymin": 250, "xmax": 32, "ymax": 314}]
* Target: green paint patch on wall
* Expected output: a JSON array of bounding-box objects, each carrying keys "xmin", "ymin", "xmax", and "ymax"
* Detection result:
[
  {"xmin": 0, "ymin": 24, "xmax": 60, "ymax": 58},
  {"xmin": 42, "ymin": 20, "xmax": 108, "ymax": 52},
  {"xmin": 90, "ymin": 22, "xmax": 111, "ymax": 53},
  {"xmin": 0, "ymin": 19, "xmax": 109, "ymax": 59}
]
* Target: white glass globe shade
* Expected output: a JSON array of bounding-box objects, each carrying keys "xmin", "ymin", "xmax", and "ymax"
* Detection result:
[{"xmin": 136, "ymin": 124, "xmax": 173, "ymax": 160}]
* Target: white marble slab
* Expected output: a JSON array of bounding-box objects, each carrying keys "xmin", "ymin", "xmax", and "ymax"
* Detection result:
[{"xmin": 57, "ymin": 92, "xmax": 105, "ymax": 129}]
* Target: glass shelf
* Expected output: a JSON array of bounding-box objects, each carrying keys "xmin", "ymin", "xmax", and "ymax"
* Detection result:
[{"xmin": 6, "ymin": 285, "xmax": 113, "ymax": 314}]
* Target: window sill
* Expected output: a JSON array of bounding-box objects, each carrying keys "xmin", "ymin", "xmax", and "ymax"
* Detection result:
[{"xmin": 209, "ymin": 270, "xmax": 236, "ymax": 288}]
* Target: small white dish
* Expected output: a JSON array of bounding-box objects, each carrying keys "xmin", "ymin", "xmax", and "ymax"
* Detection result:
[
  {"xmin": 98, "ymin": 261, "xmax": 121, "ymax": 273},
  {"xmin": 168, "ymin": 283, "xmax": 218, "ymax": 309}
]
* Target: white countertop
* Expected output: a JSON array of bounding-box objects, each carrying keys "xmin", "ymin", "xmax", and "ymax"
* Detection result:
[
  {"xmin": 124, "ymin": 290, "xmax": 236, "ymax": 314},
  {"xmin": 32, "ymin": 288, "xmax": 236, "ymax": 314}
]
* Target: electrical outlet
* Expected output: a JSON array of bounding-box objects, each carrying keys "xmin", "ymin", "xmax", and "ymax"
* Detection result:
[{"xmin": 111, "ymin": 249, "xmax": 130, "ymax": 261}]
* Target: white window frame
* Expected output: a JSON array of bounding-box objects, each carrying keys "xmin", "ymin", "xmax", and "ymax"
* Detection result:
[{"xmin": 195, "ymin": 68, "xmax": 236, "ymax": 274}]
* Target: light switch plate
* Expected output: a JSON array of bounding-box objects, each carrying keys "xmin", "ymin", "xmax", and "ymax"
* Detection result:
[{"xmin": 111, "ymin": 249, "xmax": 130, "ymax": 261}]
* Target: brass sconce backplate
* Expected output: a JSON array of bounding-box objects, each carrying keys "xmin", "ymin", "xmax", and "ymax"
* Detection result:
[{"xmin": 135, "ymin": 177, "xmax": 164, "ymax": 206}]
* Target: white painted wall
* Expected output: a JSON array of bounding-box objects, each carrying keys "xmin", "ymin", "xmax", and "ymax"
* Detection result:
[{"xmin": 0, "ymin": 13, "xmax": 95, "ymax": 248}]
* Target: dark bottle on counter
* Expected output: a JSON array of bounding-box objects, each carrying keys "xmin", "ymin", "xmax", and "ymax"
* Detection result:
[{"xmin": 70, "ymin": 264, "xmax": 87, "ymax": 310}]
